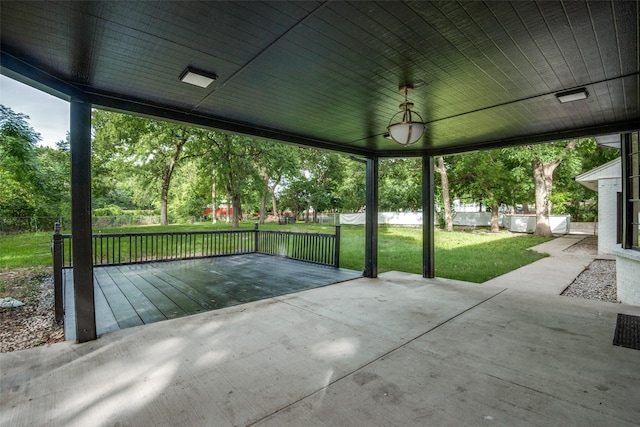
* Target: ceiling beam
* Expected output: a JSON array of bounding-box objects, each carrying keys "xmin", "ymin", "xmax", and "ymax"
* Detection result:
[
  {"xmin": 378, "ymin": 119, "xmax": 639, "ymax": 158},
  {"xmin": 85, "ymin": 89, "xmax": 376, "ymax": 157},
  {"xmin": 0, "ymin": 51, "xmax": 84, "ymax": 101}
]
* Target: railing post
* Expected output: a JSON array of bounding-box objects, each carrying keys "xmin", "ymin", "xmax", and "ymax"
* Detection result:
[
  {"xmin": 52, "ymin": 222, "xmax": 64, "ymax": 323},
  {"xmin": 334, "ymin": 225, "xmax": 341, "ymax": 268},
  {"xmin": 254, "ymin": 222, "xmax": 259, "ymax": 253}
]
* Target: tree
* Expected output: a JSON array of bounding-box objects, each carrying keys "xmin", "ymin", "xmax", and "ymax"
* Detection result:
[
  {"xmin": 0, "ymin": 105, "xmax": 42, "ymax": 218},
  {"xmin": 193, "ymin": 131, "xmax": 262, "ymax": 228},
  {"xmin": 252, "ymin": 141, "xmax": 299, "ymax": 223},
  {"xmin": 450, "ymin": 150, "xmax": 519, "ymax": 232},
  {"xmin": 300, "ymin": 150, "xmax": 346, "ymax": 222},
  {"xmin": 34, "ymin": 138, "xmax": 71, "ymax": 217},
  {"xmin": 168, "ymin": 158, "xmax": 210, "ymax": 219},
  {"xmin": 278, "ymin": 148, "xmax": 347, "ymax": 222},
  {"xmin": 434, "ymin": 156, "xmax": 453, "ymax": 231},
  {"xmin": 504, "ymin": 140, "xmax": 580, "ymax": 236},
  {"xmin": 335, "ymin": 157, "xmax": 366, "ymax": 212},
  {"xmin": 0, "ymin": 105, "xmax": 40, "ymax": 166},
  {"xmin": 279, "ymin": 175, "xmax": 311, "ymax": 220},
  {"xmin": 92, "ymin": 111, "xmax": 210, "ymax": 225},
  {"xmin": 549, "ymin": 139, "xmax": 619, "ymax": 222},
  {"xmin": 379, "ymin": 158, "xmax": 422, "ymax": 211}
]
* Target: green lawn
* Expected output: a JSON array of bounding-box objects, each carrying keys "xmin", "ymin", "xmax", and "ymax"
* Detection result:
[
  {"xmin": 0, "ymin": 222, "xmax": 551, "ymax": 283},
  {"xmin": 339, "ymin": 225, "xmax": 550, "ymax": 282}
]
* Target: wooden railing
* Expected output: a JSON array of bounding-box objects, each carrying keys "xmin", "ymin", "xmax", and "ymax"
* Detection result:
[{"xmin": 52, "ymin": 223, "xmax": 341, "ymax": 321}]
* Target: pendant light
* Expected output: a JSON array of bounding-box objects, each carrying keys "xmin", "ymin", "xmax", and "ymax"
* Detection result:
[{"xmin": 387, "ymin": 85, "xmax": 426, "ymax": 146}]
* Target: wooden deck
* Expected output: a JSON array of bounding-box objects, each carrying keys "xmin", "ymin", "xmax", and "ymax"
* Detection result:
[{"xmin": 63, "ymin": 253, "xmax": 361, "ymax": 340}]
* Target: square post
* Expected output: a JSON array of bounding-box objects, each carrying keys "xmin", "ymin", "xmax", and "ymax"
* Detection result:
[
  {"xmin": 254, "ymin": 222, "xmax": 259, "ymax": 253},
  {"xmin": 621, "ymin": 133, "xmax": 633, "ymax": 249},
  {"xmin": 422, "ymin": 155, "xmax": 435, "ymax": 278},
  {"xmin": 334, "ymin": 225, "xmax": 341, "ymax": 268},
  {"xmin": 52, "ymin": 222, "xmax": 64, "ymax": 323},
  {"xmin": 70, "ymin": 100, "xmax": 96, "ymax": 342},
  {"xmin": 364, "ymin": 157, "xmax": 378, "ymax": 278}
]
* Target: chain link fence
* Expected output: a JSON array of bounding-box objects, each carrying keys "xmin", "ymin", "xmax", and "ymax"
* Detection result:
[
  {"xmin": 0, "ymin": 217, "xmax": 68, "ymax": 233},
  {"xmin": 1, "ymin": 213, "xmax": 334, "ymax": 233},
  {"xmin": 0, "ymin": 216, "xmax": 164, "ymax": 233}
]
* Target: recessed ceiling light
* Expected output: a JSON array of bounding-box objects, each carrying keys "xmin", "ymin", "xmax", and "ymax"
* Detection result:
[
  {"xmin": 179, "ymin": 67, "xmax": 217, "ymax": 88},
  {"xmin": 556, "ymin": 88, "xmax": 588, "ymax": 103}
]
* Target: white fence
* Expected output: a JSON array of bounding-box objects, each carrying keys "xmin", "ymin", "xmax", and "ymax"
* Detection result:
[
  {"xmin": 339, "ymin": 212, "xmax": 571, "ymax": 234},
  {"xmin": 340, "ymin": 212, "xmax": 424, "ymax": 226},
  {"xmin": 502, "ymin": 215, "xmax": 570, "ymax": 234}
]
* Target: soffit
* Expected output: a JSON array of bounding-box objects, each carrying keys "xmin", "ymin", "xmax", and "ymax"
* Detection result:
[{"xmin": 1, "ymin": 1, "xmax": 638, "ymax": 156}]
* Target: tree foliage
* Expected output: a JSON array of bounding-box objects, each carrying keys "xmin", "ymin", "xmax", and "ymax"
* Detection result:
[
  {"xmin": 1, "ymin": 105, "xmax": 623, "ymax": 235},
  {"xmin": 379, "ymin": 158, "xmax": 422, "ymax": 211},
  {"xmin": 0, "ymin": 106, "xmax": 73, "ymax": 224}
]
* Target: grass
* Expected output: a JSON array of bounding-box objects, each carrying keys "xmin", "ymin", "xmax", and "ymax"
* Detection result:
[
  {"xmin": 0, "ymin": 231, "xmax": 55, "ymax": 270},
  {"xmin": 0, "ymin": 222, "xmax": 551, "ymax": 287},
  {"xmin": 340, "ymin": 225, "xmax": 550, "ymax": 282}
]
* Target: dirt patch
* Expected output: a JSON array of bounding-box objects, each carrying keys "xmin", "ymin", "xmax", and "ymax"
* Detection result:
[
  {"xmin": 0, "ymin": 268, "xmax": 64, "ymax": 353},
  {"xmin": 563, "ymin": 236, "xmax": 598, "ymax": 256}
]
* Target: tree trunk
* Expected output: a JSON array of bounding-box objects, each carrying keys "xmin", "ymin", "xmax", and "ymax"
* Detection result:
[
  {"xmin": 211, "ymin": 166, "xmax": 217, "ymax": 224},
  {"xmin": 269, "ymin": 176, "xmax": 281, "ymax": 220},
  {"xmin": 532, "ymin": 158, "xmax": 552, "ymax": 236},
  {"xmin": 271, "ymin": 193, "xmax": 278, "ymax": 220},
  {"xmin": 231, "ymin": 192, "xmax": 242, "ymax": 229},
  {"xmin": 490, "ymin": 204, "xmax": 500, "ymax": 233},
  {"xmin": 532, "ymin": 139, "xmax": 577, "ymax": 237},
  {"xmin": 259, "ymin": 190, "xmax": 267, "ymax": 224},
  {"xmin": 434, "ymin": 156, "xmax": 453, "ymax": 232},
  {"xmin": 225, "ymin": 187, "xmax": 231, "ymax": 224},
  {"xmin": 259, "ymin": 171, "xmax": 269, "ymax": 224},
  {"xmin": 160, "ymin": 182, "xmax": 169, "ymax": 226},
  {"xmin": 159, "ymin": 141, "xmax": 185, "ymax": 226}
]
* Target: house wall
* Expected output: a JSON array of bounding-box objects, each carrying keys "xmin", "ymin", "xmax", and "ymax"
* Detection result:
[
  {"xmin": 598, "ymin": 177, "xmax": 621, "ymax": 255},
  {"xmin": 614, "ymin": 247, "xmax": 640, "ymax": 306}
]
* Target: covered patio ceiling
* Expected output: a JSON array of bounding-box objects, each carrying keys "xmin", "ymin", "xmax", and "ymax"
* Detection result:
[{"xmin": 1, "ymin": 1, "xmax": 638, "ymax": 157}]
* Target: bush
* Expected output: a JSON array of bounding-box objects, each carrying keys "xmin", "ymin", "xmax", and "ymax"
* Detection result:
[{"xmin": 93, "ymin": 205, "xmax": 124, "ymax": 216}]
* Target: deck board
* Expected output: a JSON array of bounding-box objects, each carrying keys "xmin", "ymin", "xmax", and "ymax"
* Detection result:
[
  {"xmin": 93, "ymin": 269, "xmax": 144, "ymax": 330},
  {"xmin": 136, "ymin": 271, "xmax": 212, "ymax": 313},
  {"xmin": 143, "ymin": 269, "xmax": 221, "ymax": 310},
  {"xmin": 93, "ymin": 280, "xmax": 120, "ymax": 336},
  {"xmin": 64, "ymin": 254, "xmax": 361, "ymax": 340},
  {"xmin": 103, "ymin": 268, "xmax": 167, "ymax": 325},
  {"xmin": 117, "ymin": 265, "xmax": 187, "ymax": 320}
]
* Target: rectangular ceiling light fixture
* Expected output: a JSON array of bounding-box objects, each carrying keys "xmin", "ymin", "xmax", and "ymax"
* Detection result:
[
  {"xmin": 180, "ymin": 67, "xmax": 217, "ymax": 88},
  {"xmin": 556, "ymin": 88, "xmax": 588, "ymax": 103}
]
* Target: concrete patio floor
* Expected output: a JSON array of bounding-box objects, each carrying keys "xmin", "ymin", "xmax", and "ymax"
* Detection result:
[{"xmin": 2, "ymin": 271, "xmax": 640, "ymax": 426}]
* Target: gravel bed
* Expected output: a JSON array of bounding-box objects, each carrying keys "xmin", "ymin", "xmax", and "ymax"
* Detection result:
[
  {"xmin": 0, "ymin": 276, "xmax": 64, "ymax": 353},
  {"xmin": 562, "ymin": 260, "xmax": 617, "ymax": 303},
  {"xmin": 561, "ymin": 236, "xmax": 618, "ymax": 304}
]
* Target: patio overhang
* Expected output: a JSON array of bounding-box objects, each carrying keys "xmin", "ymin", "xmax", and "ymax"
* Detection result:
[{"xmin": 1, "ymin": 1, "xmax": 638, "ymax": 157}]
